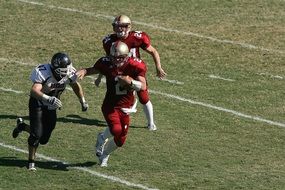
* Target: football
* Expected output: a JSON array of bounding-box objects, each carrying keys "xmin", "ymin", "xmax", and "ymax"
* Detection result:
[{"xmin": 118, "ymin": 75, "xmax": 133, "ymax": 90}]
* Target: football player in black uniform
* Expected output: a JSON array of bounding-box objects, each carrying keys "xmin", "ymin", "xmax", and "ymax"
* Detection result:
[{"xmin": 12, "ymin": 52, "xmax": 88, "ymax": 171}]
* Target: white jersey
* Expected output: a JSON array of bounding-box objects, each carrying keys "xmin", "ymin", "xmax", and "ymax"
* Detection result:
[{"xmin": 30, "ymin": 63, "xmax": 77, "ymax": 108}]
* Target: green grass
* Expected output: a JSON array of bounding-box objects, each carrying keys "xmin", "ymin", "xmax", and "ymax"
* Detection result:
[{"xmin": 0, "ymin": 0, "xmax": 285, "ymax": 189}]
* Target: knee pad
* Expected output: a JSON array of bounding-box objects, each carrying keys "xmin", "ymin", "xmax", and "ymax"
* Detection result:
[{"xmin": 28, "ymin": 134, "xmax": 40, "ymax": 147}]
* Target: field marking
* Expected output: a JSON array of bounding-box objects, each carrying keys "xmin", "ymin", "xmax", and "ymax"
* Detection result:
[
  {"xmin": 15, "ymin": 0, "xmax": 284, "ymax": 54},
  {"xmin": 0, "ymin": 141, "xmax": 158, "ymax": 190},
  {"xmin": 0, "ymin": 59, "xmax": 284, "ymax": 129},
  {"xmin": 208, "ymin": 74, "xmax": 235, "ymax": 82},
  {"xmin": 65, "ymin": 87, "xmax": 73, "ymax": 91},
  {"xmin": 159, "ymin": 78, "xmax": 184, "ymax": 85},
  {"xmin": 1, "ymin": 81, "xmax": 285, "ymax": 129},
  {"xmin": 258, "ymin": 73, "xmax": 284, "ymax": 80},
  {"xmin": 87, "ymin": 75, "xmax": 184, "ymax": 85},
  {"xmin": 0, "ymin": 57, "xmax": 184, "ymax": 85},
  {"xmin": 0, "ymin": 87, "xmax": 23, "ymax": 94},
  {"xmin": 0, "ymin": 58, "xmax": 284, "ymax": 129},
  {"xmin": 149, "ymin": 90, "xmax": 285, "ymax": 128}
]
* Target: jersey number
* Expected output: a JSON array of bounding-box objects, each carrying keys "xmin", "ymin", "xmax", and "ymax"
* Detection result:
[
  {"xmin": 38, "ymin": 65, "xmax": 47, "ymax": 71},
  {"xmin": 115, "ymin": 76, "xmax": 127, "ymax": 95},
  {"xmin": 134, "ymin": 31, "xmax": 142, "ymax": 38},
  {"xmin": 115, "ymin": 83, "xmax": 127, "ymax": 95}
]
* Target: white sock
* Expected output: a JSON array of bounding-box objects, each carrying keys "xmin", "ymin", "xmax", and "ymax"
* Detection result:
[
  {"xmin": 143, "ymin": 101, "xmax": 154, "ymax": 126},
  {"xmin": 102, "ymin": 127, "xmax": 112, "ymax": 140},
  {"xmin": 103, "ymin": 138, "xmax": 118, "ymax": 155}
]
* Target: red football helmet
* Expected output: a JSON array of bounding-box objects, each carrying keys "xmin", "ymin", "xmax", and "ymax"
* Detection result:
[{"xmin": 112, "ymin": 15, "xmax": 131, "ymax": 39}]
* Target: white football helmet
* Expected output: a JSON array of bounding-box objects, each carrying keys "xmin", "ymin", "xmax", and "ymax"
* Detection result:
[
  {"xmin": 112, "ymin": 15, "xmax": 131, "ymax": 39},
  {"xmin": 110, "ymin": 41, "xmax": 129, "ymax": 66}
]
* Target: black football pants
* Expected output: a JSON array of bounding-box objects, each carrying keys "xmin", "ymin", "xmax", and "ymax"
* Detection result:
[{"xmin": 28, "ymin": 97, "xmax": 57, "ymax": 147}]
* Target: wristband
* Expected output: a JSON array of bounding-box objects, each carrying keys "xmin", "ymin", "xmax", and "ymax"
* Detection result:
[
  {"xmin": 131, "ymin": 80, "xmax": 142, "ymax": 91},
  {"xmin": 42, "ymin": 94, "xmax": 50, "ymax": 101}
]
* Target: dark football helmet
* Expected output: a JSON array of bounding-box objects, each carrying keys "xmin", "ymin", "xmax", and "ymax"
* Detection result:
[{"xmin": 50, "ymin": 52, "xmax": 72, "ymax": 80}]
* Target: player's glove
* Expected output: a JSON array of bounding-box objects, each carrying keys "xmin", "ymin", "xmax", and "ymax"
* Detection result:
[
  {"xmin": 80, "ymin": 101, "xmax": 89, "ymax": 112},
  {"xmin": 42, "ymin": 94, "xmax": 62, "ymax": 110}
]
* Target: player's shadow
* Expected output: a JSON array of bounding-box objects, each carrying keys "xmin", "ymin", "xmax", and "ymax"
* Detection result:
[
  {"xmin": 57, "ymin": 114, "xmax": 107, "ymax": 127},
  {"xmin": 0, "ymin": 114, "xmax": 107, "ymax": 128},
  {"xmin": 0, "ymin": 157, "xmax": 96, "ymax": 171},
  {"xmin": 0, "ymin": 115, "xmax": 29, "ymax": 121},
  {"xmin": 0, "ymin": 114, "xmax": 140, "ymax": 129},
  {"xmin": 60, "ymin": 114, "xmax": 141, "ymax": 129},
  {"xmin": 128, "ymin": 125, "xmax": 145, "ymax": 129}
]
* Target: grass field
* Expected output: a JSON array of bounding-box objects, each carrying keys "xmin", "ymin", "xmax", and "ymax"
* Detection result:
[{"xmin": 0, "ymin": 0, "xmax": 285, "ymax": 189}]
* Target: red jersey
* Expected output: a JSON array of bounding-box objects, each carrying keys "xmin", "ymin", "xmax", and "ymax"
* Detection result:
[
  {"xmin": 102, "ymin": 31, "xmax": 151, "ymax": 58},
  {"xmin": 93, "ymin": 56, "xmax": 147, "ymax": 108}
]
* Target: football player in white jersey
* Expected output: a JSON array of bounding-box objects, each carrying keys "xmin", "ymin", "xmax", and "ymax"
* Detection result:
[{"xmin": 12, "ymin": 52, "xmax": 89, "ymax": 171}]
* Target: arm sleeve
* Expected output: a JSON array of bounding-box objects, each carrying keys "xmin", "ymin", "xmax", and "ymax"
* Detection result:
[
  {"xmin": 67, "ymin": 65, "xmax": 77, "ymax": 84},
  {"xmin": 93, "ymin": 58, "xmax": 105, "ymax": 75},
  {"xmin": 102, "ymin": 35, "xmax": 112, "ymax": 55},
  {"xmin": 30, "ymin": 65, "xmax": 47, "ymax": 83},
  {"xmin": 140, "ymin": 32, "xmax": 151, "ymax": 50}
]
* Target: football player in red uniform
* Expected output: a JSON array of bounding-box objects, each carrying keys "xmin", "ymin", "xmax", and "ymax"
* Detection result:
[
  {"xmin": 76, "ymin": 41, "xmax": 147, "ymax": 167},
  {"xmin": 95, "ymin": 15, "xmax": 166, "ymax": 131},
  {"xmin": 12, "ymin": 52, "xmax": 88, "ymax": 171}
]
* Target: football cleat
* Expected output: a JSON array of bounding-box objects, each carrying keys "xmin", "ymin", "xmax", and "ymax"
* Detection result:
[
  {"xmin": 147, "ymin": 124, "xmax": 157, "ymax": 131},
  {"xmin": 99, "ymin": 154, "xmax": 110, "ymax": 167},
  {"xmin": 95, "ymin": 133, "xmax": 107, "ymax": 157},
  {"xmin": 28, "ymin": 162, "xmax": 36, "ymax": 171},
  {"xmin": 12, "ymin": 118, "xmax": 24, "ymax": 138}
]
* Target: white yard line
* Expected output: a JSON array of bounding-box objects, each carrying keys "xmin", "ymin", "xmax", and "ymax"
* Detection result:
[
  {"xmin": 0, "ymin": 87, "xmax": 23, "ymax": 94},
  {"xmin": 159, "ymin": 78, "xmax": 184, "ymax": 85},
  {"xmin": 208, "ymin": 74, "xmax": 235, "ymax": 82},
  {"xmin": 149, "ymin": 90, "xmax": 285, "ymax": 128},
  {"xmin": 15, "ymin": 0, "xmax": 284, "ymax": 54},
  {"xmin": 65, "ymin": 87, "xmax": 73, "ymax": 91},
  {"xmin": 1, "ymin": 78, "xmax": 285, "ymax": 129},
  {"xmin": 0, "ymin": 141, "xmax": 159, "ymax": 190},
  {"xmin": 258, "ymin": 73, "xmax": 284, "ymax": 80}
]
